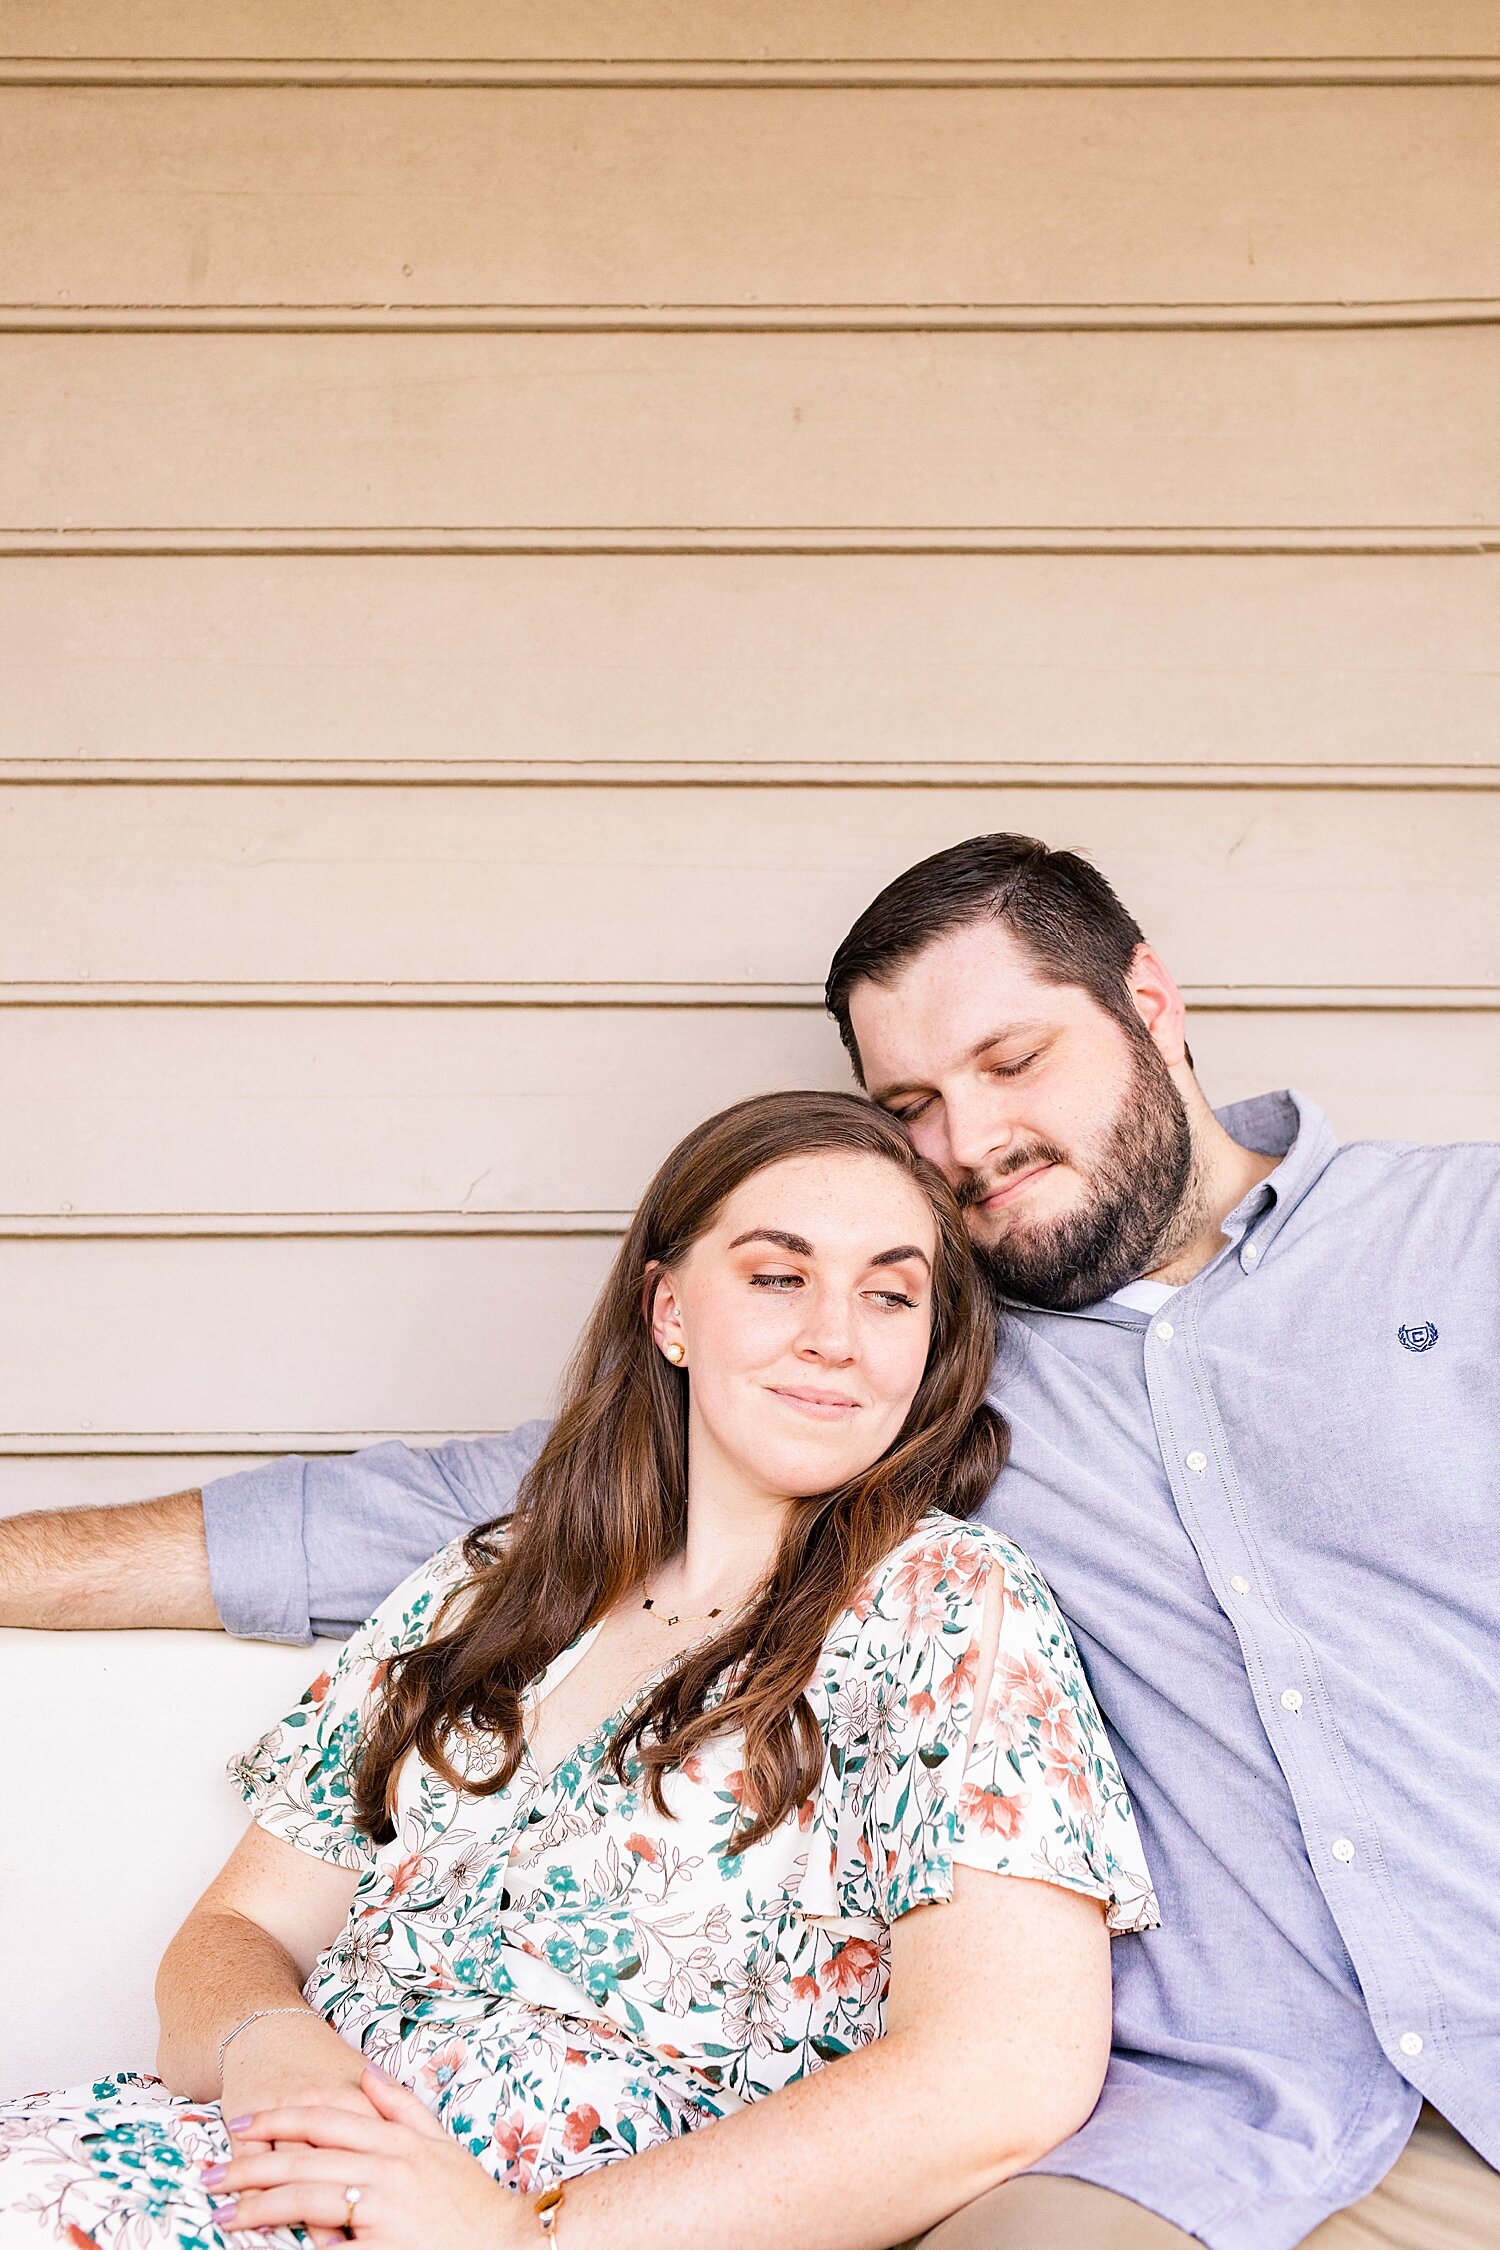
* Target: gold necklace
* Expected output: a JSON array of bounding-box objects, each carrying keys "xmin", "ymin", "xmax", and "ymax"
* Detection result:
[{"xmin": 641, "ymin": 1593, "xmax": 724, "ymax": 1628}]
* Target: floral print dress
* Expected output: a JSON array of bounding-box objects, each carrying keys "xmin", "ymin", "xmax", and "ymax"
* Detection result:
[{"xmin": 0, "ymin": 1517, "xmax": 1157, "ymax": 2247}]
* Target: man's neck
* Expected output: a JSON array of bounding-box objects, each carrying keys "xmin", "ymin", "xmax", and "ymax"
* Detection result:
[{"xmin": 1146, "ymin": 1104, "xmax": 1281, "ymax": 1289}]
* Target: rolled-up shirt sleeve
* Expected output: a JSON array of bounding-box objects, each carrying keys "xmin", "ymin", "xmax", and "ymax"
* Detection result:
[{"xmin": 202, "ymin": 1422, "xmax": 551, "ymax": 1642}]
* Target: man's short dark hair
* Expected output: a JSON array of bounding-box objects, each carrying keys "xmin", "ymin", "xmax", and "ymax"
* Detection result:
[{"xmin": 825, "ymin": 833, "xmax": 1147, "ymax": 1081}]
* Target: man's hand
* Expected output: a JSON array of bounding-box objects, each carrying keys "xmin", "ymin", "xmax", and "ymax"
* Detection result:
[
  {"xmin": 0, "ymin": 1490, "xmax": 221, "ymax": 1629},
  {"xmin": 212, "ymin": 2068, "xmax": 528, "ymax": 2248}
]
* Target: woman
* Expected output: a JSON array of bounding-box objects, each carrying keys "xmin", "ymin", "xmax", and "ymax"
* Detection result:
[{"xmin": 0, "ymin": 1092, "xmax": 1156, "ymax": 2250}]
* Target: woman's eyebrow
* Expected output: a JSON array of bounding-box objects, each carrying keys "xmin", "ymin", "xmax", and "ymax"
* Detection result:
[
  {"xmin": 869, "ymin": 1244, "xmax": 931, "ymax": 1272},
  {"xmin": 728, "ymin": 1227, "xmax": 814, "ymax": 1255}
]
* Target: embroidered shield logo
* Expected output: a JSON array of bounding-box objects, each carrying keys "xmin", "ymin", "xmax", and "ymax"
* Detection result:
[{"xmin": 1398, "ymin": 1322, "xmax": 1439, "ymax": 1353}]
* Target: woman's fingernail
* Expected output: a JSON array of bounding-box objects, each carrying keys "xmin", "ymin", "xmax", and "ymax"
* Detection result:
[
  {"xmin": 225, "ymin": 2115, "xmax": 253, "ymax": 2131},
  {"xmin": 209, "ymin": 2199, "xmax": 239, "ymax": 2225},
  {"xmin": 200, "ymin": 2162, "xmax": 227, "ymax": 2185},
  {"xmin": 364, "ymin": 2062, "xmax": 391, "ymax": 2079}
]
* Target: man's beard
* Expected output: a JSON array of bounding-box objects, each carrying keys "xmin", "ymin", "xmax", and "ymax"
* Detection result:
[{"xmin": 961, "ymin": 1035, "xmax": 1197, "ymax": 1314}]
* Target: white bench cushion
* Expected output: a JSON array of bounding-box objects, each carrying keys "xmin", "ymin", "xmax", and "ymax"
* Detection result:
[{"xmin": 1, "ymin": 1627, "xmax": 333, "ymax": 2095}]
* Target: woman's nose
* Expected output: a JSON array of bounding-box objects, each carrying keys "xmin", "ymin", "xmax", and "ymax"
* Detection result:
[{"xmin": 796, "ymin": 1308, "xmax": 856, "ymax": 1364}]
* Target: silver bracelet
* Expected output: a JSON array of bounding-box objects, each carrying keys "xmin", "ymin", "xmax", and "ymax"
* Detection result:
[{"xmin": 217, "ymin": 2005, "xmax": 311, "ymax": 2079}]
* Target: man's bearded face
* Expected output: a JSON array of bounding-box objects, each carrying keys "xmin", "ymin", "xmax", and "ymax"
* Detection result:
[
  {"xmin": 847, "ymin": 921, "xmax": 1198, "ymax": 1314},
  {"xmin": 959, "ymin": 1030, "xmax": 1194, "ymax": 1312}
]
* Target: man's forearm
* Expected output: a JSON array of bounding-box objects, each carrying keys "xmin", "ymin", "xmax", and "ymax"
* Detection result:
[{"xmin": 0, "ymin": 1489, "xmax": 222, "ymax": 1629}]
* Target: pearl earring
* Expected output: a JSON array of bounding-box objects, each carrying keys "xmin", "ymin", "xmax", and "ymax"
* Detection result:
[{"xmin": 663, "ymin": 1341, "xmax": 686, "ymax": 1365}]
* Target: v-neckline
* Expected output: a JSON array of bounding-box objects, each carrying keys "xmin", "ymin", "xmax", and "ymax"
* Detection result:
[{"xmin": 518, "ymin": 1620, "xmax": 730, "ymax": 1797}]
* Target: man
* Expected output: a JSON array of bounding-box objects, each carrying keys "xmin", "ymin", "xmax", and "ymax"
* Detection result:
[{"xmin": 2, "ymin": 833, "xmax": 1496, "ymax": 2248}]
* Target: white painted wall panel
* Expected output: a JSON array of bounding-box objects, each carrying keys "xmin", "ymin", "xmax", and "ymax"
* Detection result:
[
  {"xmin": 4, "ymin": 331, "xmax": 1495, "ymax": 532},
  {"xmin": 0, "ymin": 1235, "xmax": 617, "ymax": 1442},
  {"xmin": 1, "ymin": 2, "xmax": 1495, "ymax": 66},
  {"xmin": 2, "ymin": 786, "xmax": 1495, "ymax": 991},
  {"xmin": 2, "ymin": 1007, "xmax": 1496, "ymax": 1231},
  {"xmin": 5, "ymin": 87, "xmax": 1497, "ymax": 311},
  {"xmin": 3, "ymin": 555, "xmax": 1497, "ymax": 779}
]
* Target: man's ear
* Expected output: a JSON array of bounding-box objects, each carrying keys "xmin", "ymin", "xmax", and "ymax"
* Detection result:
[{"xmin": 1125, "ymin": 943, "xmax": 1190, "ymax": 1070}]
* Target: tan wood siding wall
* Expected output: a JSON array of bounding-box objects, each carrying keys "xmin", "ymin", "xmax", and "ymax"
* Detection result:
[{"xmin": 2, "ymin": 1, "xmax": 1496, "ymax": 1494}]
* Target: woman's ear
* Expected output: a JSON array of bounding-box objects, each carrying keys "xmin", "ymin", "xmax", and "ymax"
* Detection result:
[{"xmin": 648, "ymin": 1269, "xmax": 688, "ymax": 1365}]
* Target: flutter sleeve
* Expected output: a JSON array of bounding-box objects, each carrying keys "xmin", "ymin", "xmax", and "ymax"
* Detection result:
[
  {"xmin": 228, "ymin": 1535, "xmax": 474, "ymax": 1869},
  {"xmin": 844, "ymin": 1523, "xmax": 1159, "ymax": 1935}
]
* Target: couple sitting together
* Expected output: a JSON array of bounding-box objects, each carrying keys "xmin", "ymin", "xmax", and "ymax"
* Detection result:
[{"xmin": 1, "ymin": 833, "xmax": 1496, "ymax": 2250}]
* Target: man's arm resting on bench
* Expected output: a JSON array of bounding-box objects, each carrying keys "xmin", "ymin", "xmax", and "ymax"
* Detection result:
[{"xmin": 0, "ymin": 1489, "xmax": 222, "ymax": 1630}]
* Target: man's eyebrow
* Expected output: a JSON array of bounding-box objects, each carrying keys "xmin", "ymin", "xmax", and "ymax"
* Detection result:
[
  {"xmin": 728, "ymin": 1227, "xmax": 814, "ymax": 1256},
  {"xmin": 869, "ymin": 1244, "xmax": 931, "ymax": 1272},
  {"xmin": 868, "ymin": 1020, "xmax": 1048, "ymax": 1106}
]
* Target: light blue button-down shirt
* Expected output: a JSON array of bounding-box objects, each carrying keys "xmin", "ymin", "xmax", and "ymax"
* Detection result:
[{"xmin": 204, "ymin": 1093, "xmax": 1500, "ymax": 2246}]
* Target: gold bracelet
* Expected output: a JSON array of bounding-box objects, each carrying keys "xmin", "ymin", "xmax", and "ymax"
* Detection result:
[{"xmin": 534, "ymin": 2184, "xmax": 565, "ymax": 2239}]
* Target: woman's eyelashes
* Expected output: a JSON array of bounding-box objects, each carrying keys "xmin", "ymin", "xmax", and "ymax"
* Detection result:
[{"xmin": 747, "ymin": 1270, "xmax": 919, "ymax": 1312}]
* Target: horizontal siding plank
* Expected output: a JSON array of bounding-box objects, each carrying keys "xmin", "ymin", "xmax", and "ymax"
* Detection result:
[
  {"xmin": 1, "ymin": 1005, "xmax": 1496, "ymax": 1227},
  {"xmin": 0, "ymin": 2, "xmax": 1496, "ymax": 67},
  {"xmin": 0, "ymin": 1235, "xmax": 616, "ymax": 1437},
  {"xmin": 2, "ymin": 554, "xmax": 1496, "ymax": 779},
  {"xmin": 3, "ymin": 332, "xmax": 1496, "ymax": 530},
  {"xmin": 3, "ymin": 88, "xmax": 1497, "ymax": 312},
  {"xmin": 0, "ymin": 1455, "xmax": 273, "ymax": 1506},
  {"xmin": 0, "ymin": 785, "xmax": 1496, "ymax": 991}
]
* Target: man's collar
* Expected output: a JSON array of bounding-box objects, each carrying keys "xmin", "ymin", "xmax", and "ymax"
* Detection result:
[{"xmin": 1212, "ymin": 1088, "xmax": 1340, "ymax": 1259}]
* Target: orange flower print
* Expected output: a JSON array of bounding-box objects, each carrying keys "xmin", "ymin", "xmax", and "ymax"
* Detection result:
[
  {"xmin": 625, "ymin": 1832, "xmax": 662, "ymax": 1867},
  {"xmin": 384, "ymin": 1852, "xmax": 427, "ymax": 1901},
  {"xmin": 907, "ymin": 1689, "xmax": 937, "ymax": 1719},
  {"xmin": 419, "ymin": 2038, "xmax": 468, "ymax": 2095},
  {"xmin": 303, "ymin": 1669, "xmax": 332, "ymax": 1706},
  {"xmin": 562, "ymin": 2102, "xmax": 602, "ymax": 2155},
  {"xmin": 959, "ymin": 1782, "xmax": 1029, "ymax": 1841},
  {"xmin": 819, "ymin": 1936, "xmax": 883, "ymax": 1999},
  {"xmin": 493, "ymin": 2109, "xmax": 547, "ymax": 2189},
  {"xmin": 887, "ymin": 1542, "xmax": 952, "ymax": 1631},
  {"xmin": 790, "ymin": 1974, "xmax": 820, "ymax": 2003},
  {"xmin": 939, "ymin": 1641, "xmax": 979, "ymax": 1706}
]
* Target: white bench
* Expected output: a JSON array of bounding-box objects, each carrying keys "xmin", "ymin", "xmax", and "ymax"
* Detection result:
[{"xmin": 0, "ymin": 1627, "xmax": 333, "ymax": 2095}]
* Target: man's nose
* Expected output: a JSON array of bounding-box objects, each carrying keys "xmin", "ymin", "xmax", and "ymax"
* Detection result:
[{"xmin": 944, "ymin": 1089, "xmax": 1014, "ymax": 1182}]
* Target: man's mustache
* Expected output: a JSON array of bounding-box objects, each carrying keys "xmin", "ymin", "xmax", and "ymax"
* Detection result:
[{"xmin": 956, "ymin": 1143, "xmax": 1069, "ymax": 1211}]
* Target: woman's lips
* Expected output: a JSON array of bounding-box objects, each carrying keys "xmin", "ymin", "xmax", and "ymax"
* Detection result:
[
  {"xmin": 767, "ymin": 1386, "xmax": 863, "ymax": 1420},
  {"xmin": 982, "ymin": 1160, "xmax": 1055, "ymax": 1213}
]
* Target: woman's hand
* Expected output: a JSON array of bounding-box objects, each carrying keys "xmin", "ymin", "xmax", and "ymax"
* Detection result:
[
  {"xmin": 209, "ymin": 2068, "xmax": 533, "ymax": 2249},
  {"xmin": 216, "ymin": 2013, "xmax": 382, "ymax": 2247}
]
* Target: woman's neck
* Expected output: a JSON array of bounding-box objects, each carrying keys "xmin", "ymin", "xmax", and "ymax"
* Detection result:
[{"xmin": 655, "ymin": 1443, "xmax": 791, "ymax": 1609}]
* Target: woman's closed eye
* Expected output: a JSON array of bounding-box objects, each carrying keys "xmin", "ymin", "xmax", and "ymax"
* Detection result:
[{"xmin": 749, "ymin": 1269, "xmax": 804, "ymax": 1291}]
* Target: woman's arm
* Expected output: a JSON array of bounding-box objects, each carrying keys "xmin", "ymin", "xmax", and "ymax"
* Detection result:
[
  {"xmin": 553, "ymin": 1861, "xmax": 1111, "ymax": 2248},
  {"xmin": 219, "ymin": 1863, "xmax": 1111, "ymax": 2250},
  {"xmin": 156, "ymin": 1817, "xmax": 362, "ymax": 2111}
]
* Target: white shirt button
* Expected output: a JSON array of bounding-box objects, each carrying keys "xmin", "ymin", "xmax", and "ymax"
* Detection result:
[
  {"xmin": 1154, "ymin": 1320, "xmax": 1175, "ymax": 1342},
  {"xmin": 1185, "ymin": 1449, "xmax": 1208, "ymax": 1473},
  {"xmin": 1229, "ymin": 1575, "xmax": 1251, "ymax": 1595},
  {"xmin": 1398, "ymin": 2031, "xmax": 1424, "ymax": 2058},
  {"xmin": 1243, "ymin": 1242, "xmax": 1261, "ymax": 1264},
  {"xmin": 1280, "ymin": 1688, "xmax": 1303, "ymax": 1713},
  {"xmin": 1332, "ymin": 1837, "xmax": 1356, "ymax": 1864}
]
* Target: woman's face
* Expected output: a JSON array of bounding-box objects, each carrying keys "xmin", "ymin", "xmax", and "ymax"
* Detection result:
[{"xmin": 652, "ymin": 1149, "xmax": 939, "ymax": 1507}]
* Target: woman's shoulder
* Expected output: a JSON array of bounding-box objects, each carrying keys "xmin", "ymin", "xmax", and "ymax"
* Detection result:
[{"xmin": 863, "ymin": 1512, "xmax": 1058, "ymax": 1613}]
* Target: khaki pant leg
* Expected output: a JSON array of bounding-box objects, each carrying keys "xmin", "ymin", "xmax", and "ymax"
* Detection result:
[
  {"xmin": 910, "ymin": 2174, "xmax": 1199, "ymax": 2250},
  {"xmin": 1300, "ymin": 2110, "xmax": 1500, "ymax": 2250}
]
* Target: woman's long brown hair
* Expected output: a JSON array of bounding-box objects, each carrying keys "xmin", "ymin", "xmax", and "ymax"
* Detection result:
[{"xmin": 353, "ymin": 1091, "xmax": 1007, "ymax": 1852}]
